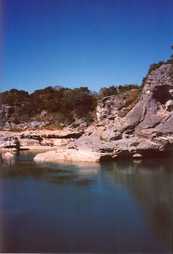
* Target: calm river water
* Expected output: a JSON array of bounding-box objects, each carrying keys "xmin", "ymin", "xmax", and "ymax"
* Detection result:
[{"xmin": 0, "ymin": 152, "xmax": 173, "ymax": 253}]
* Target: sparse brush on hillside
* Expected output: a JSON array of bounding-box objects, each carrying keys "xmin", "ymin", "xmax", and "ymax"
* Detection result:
[
  {"xmin": 98, "ymin": 84, "xmax": 139, "ymax": 98},
  {"xmin": 0, "ymin": 84, "xmax": 141, "ymax": 127},
  {"xmin": 0, "ymin": 86, "xmax": 97, "ymax": 126}
]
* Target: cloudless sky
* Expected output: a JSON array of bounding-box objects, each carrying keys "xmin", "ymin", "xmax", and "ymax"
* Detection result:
[{"xmin": 1, "ymin": 0, "xmax": 173, "ymax": 92}]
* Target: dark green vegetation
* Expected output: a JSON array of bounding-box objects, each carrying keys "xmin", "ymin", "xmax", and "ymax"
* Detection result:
[
  {"xmin": 0, "ymin": 87, "xmax": 97, "ymax": 126},
  {"xmin": 0, "ymin": 84, "xmax": 140, "ymax": 127}
]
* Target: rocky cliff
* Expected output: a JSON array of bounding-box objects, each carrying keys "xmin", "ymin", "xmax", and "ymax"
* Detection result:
[
  {"xmin": 1, "ymin": 60, "xmax": 173, "ymax": 163},
  {"xmin": 69, "ymin": 61, "xmax": 173, "ymax": 161}
]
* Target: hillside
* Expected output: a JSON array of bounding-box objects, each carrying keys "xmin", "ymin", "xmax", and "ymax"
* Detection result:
[
  {"xmin": 0, "ymin": 85, "xmax": 139, "ymax": 131},
  {"xmin": 1, "ymin": 53, "xmax": 173, "ymax": 162}
]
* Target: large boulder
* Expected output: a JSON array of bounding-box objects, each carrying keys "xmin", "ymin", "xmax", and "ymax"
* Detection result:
[{"xmin": 34, "ymin": 149, "xmax": 102, "ymax": 163}]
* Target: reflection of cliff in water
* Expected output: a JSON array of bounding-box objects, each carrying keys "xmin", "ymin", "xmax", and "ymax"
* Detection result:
[
  {"xmin": 0, "ymin": 152, "xmax": 100, "ymax": 187},
  {"xmin": 102, "ymin": 159, "xmax": 173, "ymax": 251}
]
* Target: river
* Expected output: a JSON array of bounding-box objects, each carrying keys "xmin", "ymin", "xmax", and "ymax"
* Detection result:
[{"xmin": 0, "ymin": 152, "xmax": 173, "ymax": 253}]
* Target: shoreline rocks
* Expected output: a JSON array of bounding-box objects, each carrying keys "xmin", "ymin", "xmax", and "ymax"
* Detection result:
[
  {"xmin": 1, "ymin": 62, "xmax": 173, "ymax": 163},
  {"xmin": 34, "ymin": 149, "xmax": 102, "ymax": 163}
]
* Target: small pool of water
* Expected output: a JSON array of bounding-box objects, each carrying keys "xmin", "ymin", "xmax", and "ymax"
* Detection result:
[{"xmin": 0, "ymin": 152, "xmax": 173, "ymax": 253}]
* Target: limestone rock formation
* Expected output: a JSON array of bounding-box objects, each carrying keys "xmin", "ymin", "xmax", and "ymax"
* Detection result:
[
  {"xmin": 70, "ymin": 62, "xmax": 173, "ymax": 160},
  {"xmin": 1, "ymin": 60, "xmax": 173, "ymax": 163},
  {"xmin": 34, "ymin": 149, "xmax": 102, "ymax": 163}
]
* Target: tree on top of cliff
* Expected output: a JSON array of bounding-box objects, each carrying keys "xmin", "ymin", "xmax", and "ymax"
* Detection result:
[{"xmin": 99, "ymin": 84, "xmax": 139, "ymax": 98}]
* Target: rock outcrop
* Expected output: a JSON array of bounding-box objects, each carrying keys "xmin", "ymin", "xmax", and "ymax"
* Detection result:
[
  {"xmin": 1, "ymin": 61, "xmax": 173, "ymax": 163},
  {"xmin": 68, "ymin": 62, "xmax": 173, "ymax": 161}
]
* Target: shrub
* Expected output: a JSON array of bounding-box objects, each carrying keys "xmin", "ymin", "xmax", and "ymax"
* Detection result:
[{"xmin": 0, "ymin": 86, "xmax": 97, "ymax": 126}]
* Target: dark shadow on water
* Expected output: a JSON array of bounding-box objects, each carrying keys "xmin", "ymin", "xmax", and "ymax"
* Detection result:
[{"xmin": 101, "ymin": 158, "xmax": 173, "ymax": 252}]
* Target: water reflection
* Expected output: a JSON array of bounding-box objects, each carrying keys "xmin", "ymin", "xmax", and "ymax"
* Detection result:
[
  {"xmin": 103, "ymin": 159, "xmax": 173, "ymax": 252},
  {"xmin": 0, "ymin": 152, "xmax": 173, "ymax": 252},
  {"xmin": 0, "ymin": 151, "xmax": 100, "ymax": 187},
  {"xmin": 0, "ymin": 153, "xmax": 15, "ymax": 167}
]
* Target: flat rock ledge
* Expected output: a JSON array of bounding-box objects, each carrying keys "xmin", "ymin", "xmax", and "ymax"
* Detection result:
[
  {"xmin": 34, "ymin": 149, "xmax": 103, "ymax": 163},
  {"xmin": 33, "ymin": 134, "xmax": 173, "ymax": 164}
]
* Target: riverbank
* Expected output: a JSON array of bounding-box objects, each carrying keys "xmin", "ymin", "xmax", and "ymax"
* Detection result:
[{"xmin": 1, "ymin": 62, "xmax": 173, "ymax": 163}]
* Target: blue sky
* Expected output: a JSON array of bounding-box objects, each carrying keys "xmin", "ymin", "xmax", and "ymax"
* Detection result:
[{"xmin": 1, "ymin": 0, "xmax": 173, "ymax": 92}]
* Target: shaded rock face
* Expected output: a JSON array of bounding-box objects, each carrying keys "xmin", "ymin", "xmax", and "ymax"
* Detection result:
[
  {"xmin": 96, "ymin": 95, "xmax": 125, "ymax": 122},
  {"xmin": 96, "ymin": 88, "xmax": 139, "ymax": 122},
  {"xmin": 99, "ymin": 63, "xmax": 173, "ymax": 137},
  {"xmin": 74, "ymin": 63, "xmax": 173, "ymax": 160},
  {"xmin": 95, "ymin": 89, "xmax": 140, "ymax": 142},
  {"xmin": 128, "ymin": 64, "xmax": 173, "ymax": 135}
]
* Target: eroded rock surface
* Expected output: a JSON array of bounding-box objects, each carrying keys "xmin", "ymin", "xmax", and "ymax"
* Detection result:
[
  {"xmin": 69, "ymin": 62, "xmax": 173, "ymax": 161},
  {"xmin": 1, "ymin": 62, "xmax": 173, "ymax": 163}
]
